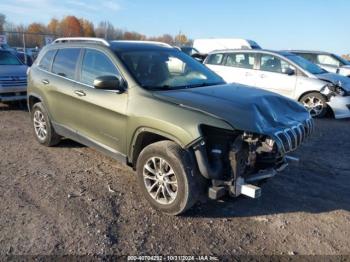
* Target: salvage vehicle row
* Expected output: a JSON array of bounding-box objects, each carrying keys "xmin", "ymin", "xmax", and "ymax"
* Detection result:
[{"xmin": 205, "ymin": 49, "xmax": 350, "ymax": 118}]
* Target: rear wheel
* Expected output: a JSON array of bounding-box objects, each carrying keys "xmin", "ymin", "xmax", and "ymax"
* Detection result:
[
  {"xmin": 31, "ymin": 102, "xmax": 61, "ymax": 146},
  {"xmin": 300, "ymin": 92, "xmax": 328, "ymax": 118},
  {"xmin": 136, "ymin": 141, "xmax": 201, "ymax": 215}
]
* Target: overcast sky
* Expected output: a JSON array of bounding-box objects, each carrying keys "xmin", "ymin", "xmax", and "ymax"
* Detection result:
[{"xmin": 1, "ymin": 0, "xmax": 348, "ymax": 54}]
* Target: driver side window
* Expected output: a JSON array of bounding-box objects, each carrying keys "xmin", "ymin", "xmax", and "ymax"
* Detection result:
[
  {"xmin": 81, "ymin": 49, "xmax": 120, "ymax": 86},
  {"xmin": 260, "ymin": 54, "xmax": 294, "ymax": 74}
]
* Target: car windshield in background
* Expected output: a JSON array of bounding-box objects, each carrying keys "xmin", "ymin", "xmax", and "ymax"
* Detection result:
[
  {"xmin": 334, "ymin": 54, "xmax": 350, "ymax": 66},
  {"xmin": 286, "ymin": 54, "xmax": 327, "ymax": 75},
  {"xmin": 118, "ymin": 49, "xmax": 224, "ymax": 90},
  {"xmin": 0, "ymin": 51, "xmax": 22, "ymax": 65}
]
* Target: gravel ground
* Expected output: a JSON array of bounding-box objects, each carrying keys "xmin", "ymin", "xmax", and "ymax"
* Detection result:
[{"xmin": 0, "ymin": 103, "xmax": 349, "ymax": 257}]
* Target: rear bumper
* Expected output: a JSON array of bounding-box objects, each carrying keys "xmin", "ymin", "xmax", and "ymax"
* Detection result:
[{"xmin": 327, "ymin": 95, "xmax": 350, "ymax": 119}]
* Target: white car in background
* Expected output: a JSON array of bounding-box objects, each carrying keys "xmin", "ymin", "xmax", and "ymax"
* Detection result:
[
  {"xmin": 289, "ymin": 50, "xmax": 350, "ymax": 77},
  {"xmin": 204, "ymin": 49, "xmax": 350, "ymax": 119},
  {"xmin": 193, "ymin": 38, "xmax": 261, "ymax": 55}
]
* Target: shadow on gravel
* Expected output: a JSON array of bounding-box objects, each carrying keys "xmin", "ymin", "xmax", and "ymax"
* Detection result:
[
  {"xmin": 0, "ymin": 101, "xmax": 28, "ymax": 111},
  {"xmin": 185, "ymin": 171, "xmax": 350, "ymax": 219},
  {"xmin": 56, "ymin": 138, "xmax": 86, "ymax": 148}
]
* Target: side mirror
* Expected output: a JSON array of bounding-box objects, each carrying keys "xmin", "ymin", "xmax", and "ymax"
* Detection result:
[
  {"xmin": 191, "ymin": 53, "xmax": 205, "ymax": 63},
  {"xmin": 285, "ymin": 68, "xmax": 295, "ymax": 76},
  {"xmin": 93, "ymin": 75, "xmax": 125, "ymax": 93}
]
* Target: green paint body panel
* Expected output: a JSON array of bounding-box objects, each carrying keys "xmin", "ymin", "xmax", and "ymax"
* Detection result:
[{"xmin": 28, "ymin": 41, "xmax": 311, "ymax": 165}]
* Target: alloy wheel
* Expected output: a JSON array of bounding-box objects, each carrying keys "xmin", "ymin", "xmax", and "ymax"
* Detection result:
[
  {"xmin": 143, "ymin": 157, "xmax": 178, "ymax": 205},
  {"xmin": 33, "ymin": 110, "xmax": 47, "ymax": 140},
  {"xmin": 302, "ymin": 96, "xmax": 324, "ymax": 117}
]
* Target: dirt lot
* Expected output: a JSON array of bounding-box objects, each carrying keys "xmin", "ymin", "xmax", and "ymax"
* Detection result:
[{"xmin": 0, "ymin": 103, "xmax": 349, "ymax": 257}]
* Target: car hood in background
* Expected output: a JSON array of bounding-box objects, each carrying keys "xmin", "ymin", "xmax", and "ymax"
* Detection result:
[
  {"xmin": 318, "ymin": 72, "xmax": 350, "ymax": 91},
  {"xmin": 153, "ymin": 84, "xmax": 310, "ymax": 137},
  {"xmin": 0, "ymin": 65, "xmax": 28, "ymax": 77}
]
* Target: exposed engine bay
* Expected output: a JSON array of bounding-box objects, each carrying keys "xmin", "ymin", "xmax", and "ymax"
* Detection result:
[{"xmin": 193, "ymin": 125, "xmax": 309, "ymax": 199}]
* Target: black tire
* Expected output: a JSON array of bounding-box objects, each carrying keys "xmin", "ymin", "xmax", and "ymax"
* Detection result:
[
  {"xmin": 300, "ymin": 92, "xmax": 328, "ymax": 118},
  {"xmin": 31, "ymin": 102, "xmax": 61, "ymax": 146},
  {"xmin": 136, "ymin": 141, "xmax": 201, "ymax": 215}
]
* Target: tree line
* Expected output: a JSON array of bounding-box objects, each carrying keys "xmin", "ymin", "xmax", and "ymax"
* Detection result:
[{"xmin": 0, "ymin": 14, "xmax": 191, "ymax": 48}]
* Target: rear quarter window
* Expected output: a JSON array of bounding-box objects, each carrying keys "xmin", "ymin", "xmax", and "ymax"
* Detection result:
[
  {"xmin": 38, "ymin": 49, "xmax": 56, "ymax": 71},
  {"xmin": 206, "ymin": 53, "xmax": 224, "ymax": 65},
  {"xmin": 52, "ymin": 48, "xmax": 81, "ymax": 79}
]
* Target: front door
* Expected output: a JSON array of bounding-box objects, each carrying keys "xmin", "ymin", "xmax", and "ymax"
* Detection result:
[
  {"xmin": 256, "ymin": 54, "xmax": 297, "ymax": 98},
  {"xmin": 72, "ymin": 48, "xmax": 128, "ymax": 155}
]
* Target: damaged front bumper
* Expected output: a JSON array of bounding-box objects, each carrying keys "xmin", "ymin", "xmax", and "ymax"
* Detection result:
[
  {"xmin": 327, "ymin": 95, "xmax": 350, "ymax": 119},
  {"xmin": 193, "ymin": 119, "xmax": 313, "ymax": 200}
]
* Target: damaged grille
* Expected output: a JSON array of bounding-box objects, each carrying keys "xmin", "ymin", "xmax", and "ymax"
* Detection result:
[{"xmin": 274, "ymin": 118, "xmax": 313, "ymax": 153}]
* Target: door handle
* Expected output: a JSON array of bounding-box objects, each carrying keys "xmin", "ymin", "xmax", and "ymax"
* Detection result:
[
  {"xmin": 245, "ymin": 72, "xmax": 252, "ymax": 77},
  {"xmin": 41, "ymin": 79, "xmax": 49, "ymax": 85},
  {"xmin": 260, "ymin": 74, "xmax": 266, "ymax": 78},
  {"xmin": 74, "ymin": 90, "xmax": 86, "ymax": 97}
]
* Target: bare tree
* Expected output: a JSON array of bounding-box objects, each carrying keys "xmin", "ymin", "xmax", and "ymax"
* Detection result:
[{"xmin": 0, "ymin": 13, "xmax": 6, "ymax": 33}]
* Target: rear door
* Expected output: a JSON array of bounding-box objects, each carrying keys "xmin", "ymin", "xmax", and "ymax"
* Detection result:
[
  {"xmin": 255, "ymin": 54, "xmax": 297, "ymax": 98},
  {"xmin": 73, "ymin": 48, "xmax": 128, "ymax": 154},
  {"xmin": 44, "ymin": 47, "xmax": 82, "ymax": 131},
  {"xmin": 221, "ymin": 52, "xmax": 257, "ymax": 86},
  {"xmin": 205, "ymin": 52, "xmax": 257, "ymax": 86},
  {"xmin": 204, "ymin": 53, "xmax": 226, "ymax": 78}
]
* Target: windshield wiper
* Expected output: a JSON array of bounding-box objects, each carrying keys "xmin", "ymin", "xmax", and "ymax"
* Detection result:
[
  {"xmin": 144, "ymin": 82, "xmax": 224, "ymax": 91},
  {"xmin": 143, "ymin": 85, "xmax": 174, "ymax": 91},
  {"xmin": 184, "ymin": 82, "xmax": 224, "ymax": 88}
]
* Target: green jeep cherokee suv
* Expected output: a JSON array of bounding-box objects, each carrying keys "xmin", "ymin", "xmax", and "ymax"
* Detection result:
[{"xmin": 28, "ymin": 38, "xmax": 313, "ymax": 215}]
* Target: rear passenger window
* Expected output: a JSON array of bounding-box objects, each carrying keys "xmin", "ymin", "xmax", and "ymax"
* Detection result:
[
  {"xmin": 225, "ymin": 53, "xmax": 255, "ymax": 69},
  {"xmin": 206, "ymin": 54, "xmax": 224, "ymax": 65},
  {"xmin": 81, "ymin": 49, "xmax": 119, "ymax": 86},
  {"xmin": 38, "ymin": 49, "xmax": 56, "ymax": 71},
  {"xmin": 52, "ymin": 48, "xmax": 81, "ymax": 79}
]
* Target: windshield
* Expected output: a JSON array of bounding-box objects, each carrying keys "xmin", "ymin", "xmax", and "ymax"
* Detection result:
[
  {"xmin": 0, "ymin": 51, "xmax": 22, "ymax": 65},
  {"xmin": 118, "ymin": 49, "xmax": 224, "ymax": 90},
  {"xmin": 286, "ymin": 54, "xmax": 327, "ymax": 75}
]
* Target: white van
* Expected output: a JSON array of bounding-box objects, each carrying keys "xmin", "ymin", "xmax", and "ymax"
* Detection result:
[{"xmin": 193, "ymin": 38, "xmax": 261, "ymax": 55}]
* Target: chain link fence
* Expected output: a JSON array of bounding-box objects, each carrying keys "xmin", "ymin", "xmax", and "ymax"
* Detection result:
[{"xmin": 0, "ymin": 31, "xmax": 58, "ymax": 64}]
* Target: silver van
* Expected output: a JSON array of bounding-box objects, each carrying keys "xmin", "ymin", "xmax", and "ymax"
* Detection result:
[
  {"xmin": 289, "ymin": 50, "xmax": 350, "ymax": 77},
  {"xmin": 204, "ymin": 49, "xmax": 350, "ymax": 118}
]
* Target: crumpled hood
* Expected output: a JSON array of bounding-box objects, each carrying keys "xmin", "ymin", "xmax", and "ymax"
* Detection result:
[
  {"xmin": 318, "ymin": 72, "xmax": 350, "ymax": 92},
  {"xmin": 153, "ymin": 84, "xmax": 310, "ymax": 137},
  {"xmin": 0, "ymin": 65, "xmax": 28, "ymax": 77}
]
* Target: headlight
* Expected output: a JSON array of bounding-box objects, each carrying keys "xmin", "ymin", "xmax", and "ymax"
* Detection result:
[{"xmin": 321, "ymin": 83, "xmax": 346, "ymax": 97}]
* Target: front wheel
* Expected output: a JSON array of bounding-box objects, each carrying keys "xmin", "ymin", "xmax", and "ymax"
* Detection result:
[
  {"xmin": 300, "ymin": 92, "xmax": 328, "ymax": 118},
  {"xmin": 136, "ymin": 141, "xmax": 201, "ymax": 215}
]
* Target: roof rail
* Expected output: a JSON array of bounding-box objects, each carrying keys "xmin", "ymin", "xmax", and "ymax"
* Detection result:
[
  {"xmin": 110, "ymin": 40, "xmax": 173, "ymax": 48},
  {"xmin": 52, "ymin": 37, "xmax": 110, "ymax": 46}
]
